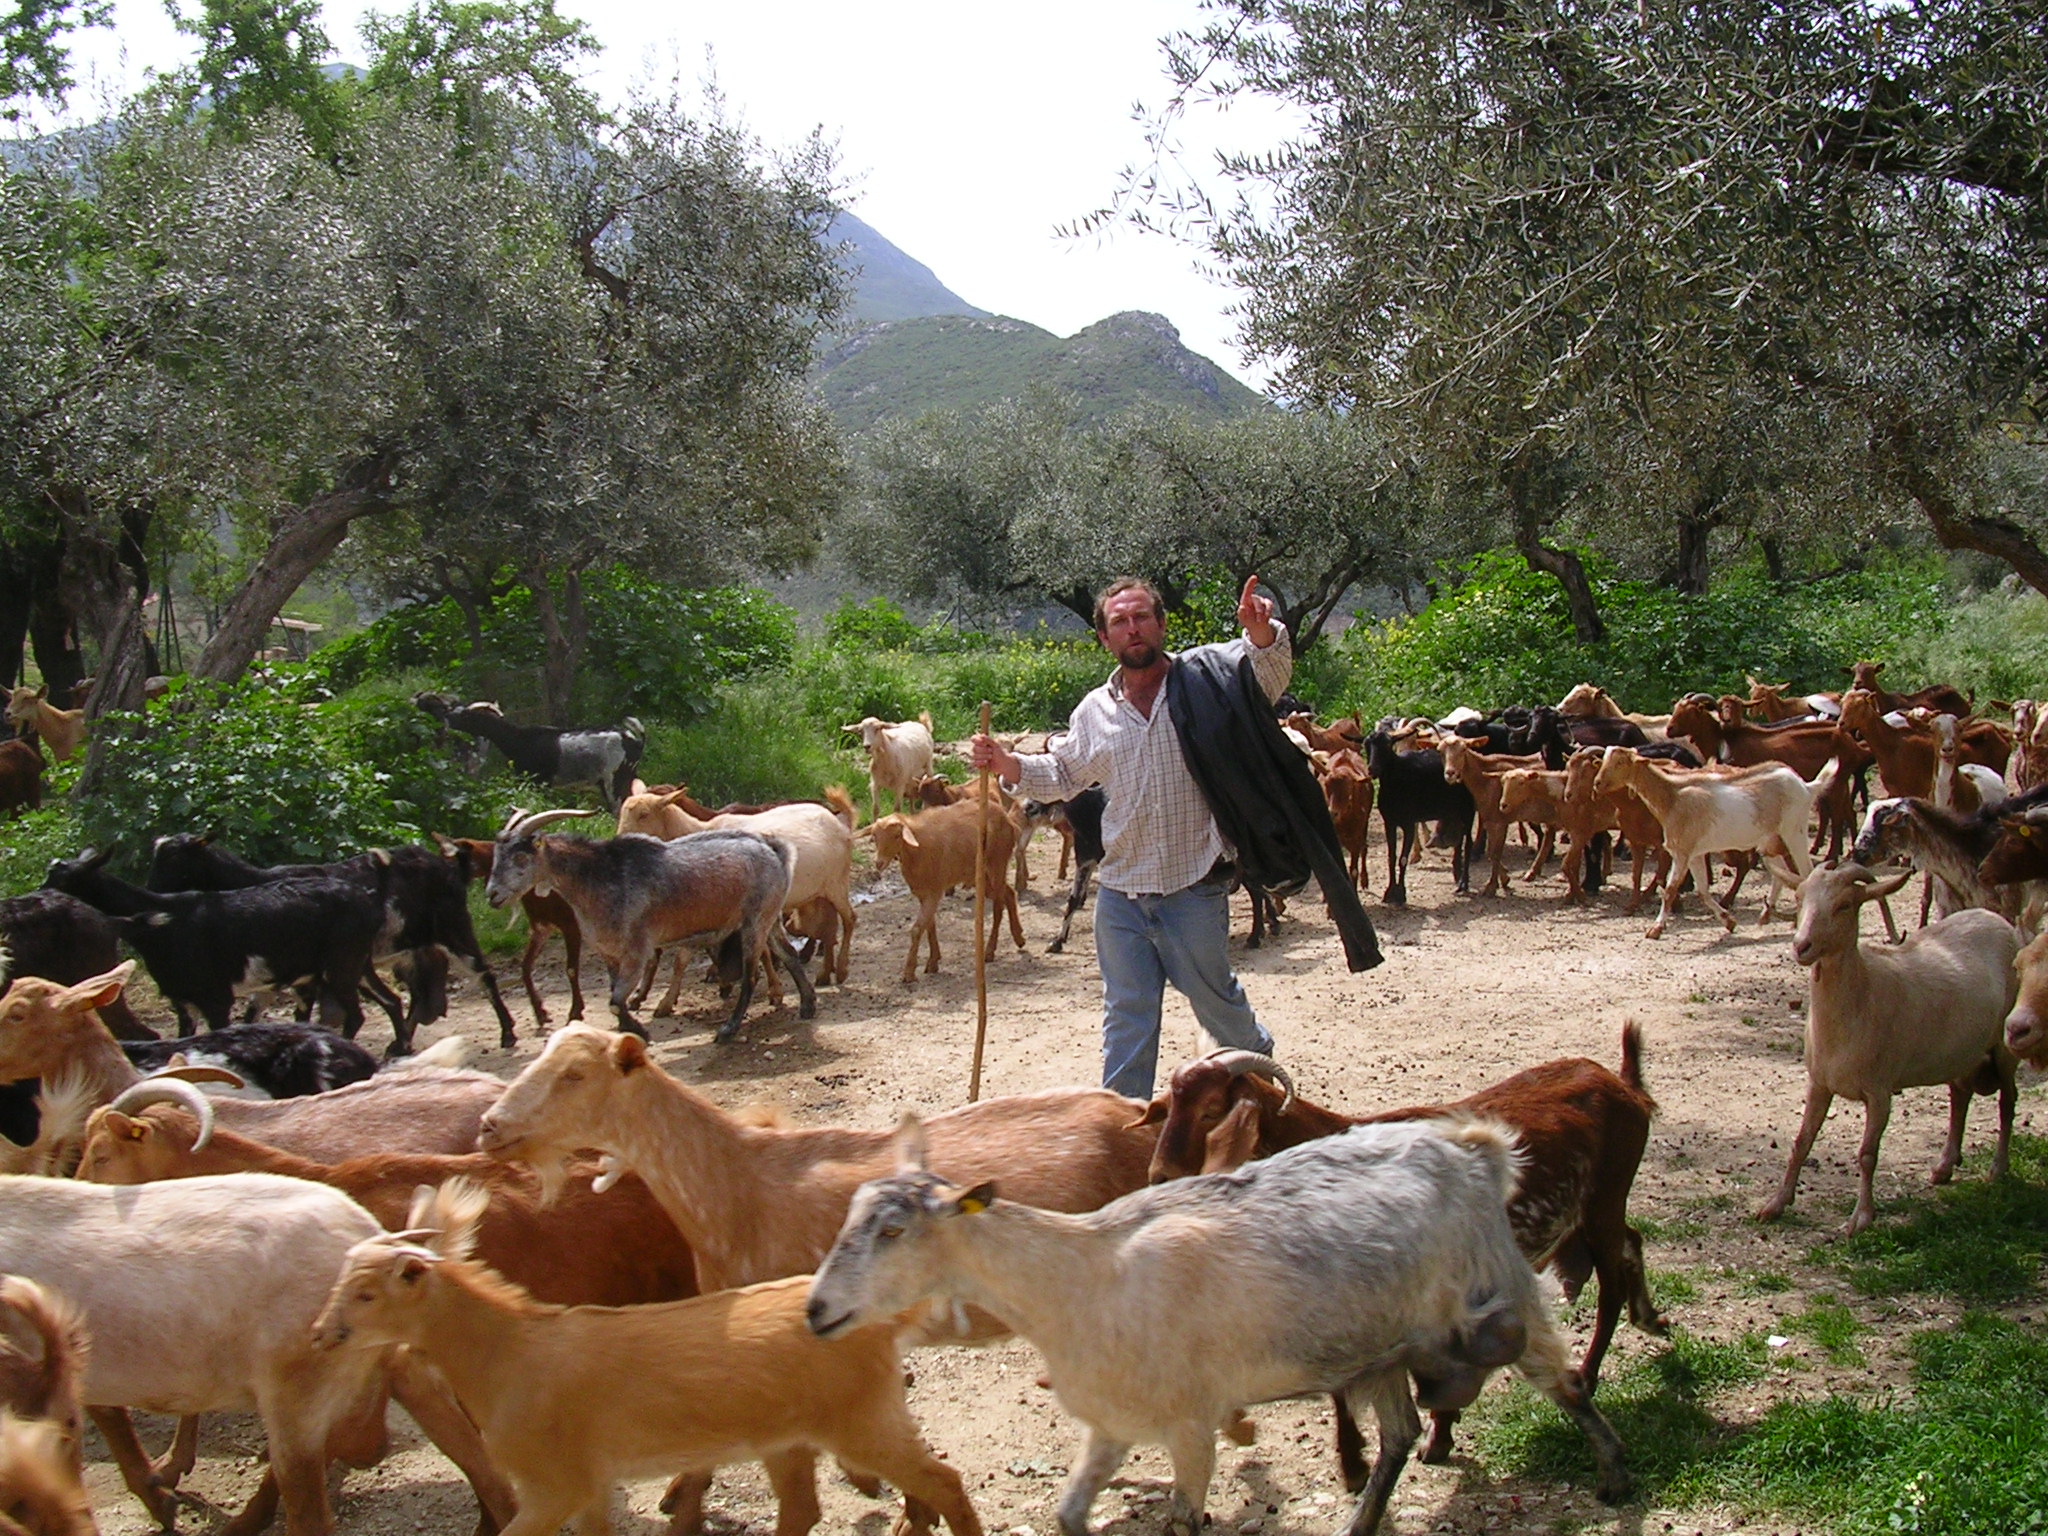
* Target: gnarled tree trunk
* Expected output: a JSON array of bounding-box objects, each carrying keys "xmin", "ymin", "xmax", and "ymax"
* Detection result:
[
  {"xmin": 1507, "ymin": 467, "xmax": 1605, "ymax": 643},
  {"xmin": 528, "ymin": 565, "xmax": 591, "ymax": 726},
  {"xmin": 190, "ymin": 456, "xmax": 395, "ymax": 687}
]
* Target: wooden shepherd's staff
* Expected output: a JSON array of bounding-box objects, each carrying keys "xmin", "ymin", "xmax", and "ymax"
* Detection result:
[{"xmin": 968, "ymin": 699, "xmax": 992, "ymax": 1102}]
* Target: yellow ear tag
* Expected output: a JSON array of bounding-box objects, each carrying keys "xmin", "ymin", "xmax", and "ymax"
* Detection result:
[{"xmin": 956, "ymin": 1195, "xmax": 989, "ymax": 1215}]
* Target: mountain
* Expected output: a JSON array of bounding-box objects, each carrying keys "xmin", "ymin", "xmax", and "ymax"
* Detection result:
[
  {"xmin": 828, "ymin": 212, "xmax": 988, "ymax": 324},
  {"xmin": 813, "ymin": 310, "xmax": 1268, "ymax": 434}
]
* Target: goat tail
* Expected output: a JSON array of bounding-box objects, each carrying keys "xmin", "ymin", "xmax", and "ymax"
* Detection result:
[
  {"xmin": 1618, "ymin": 1020, "xmax": 1655, "ymax": 1110},
  {"xmin": 405, "ymin": 1034, "xmax": 472, "ymax": 1072},
  {"xmin": 824, "ymin": 784, "xmax": 858, "ymax": 831},
  {"xmin": 917, "ymin": 710, "xmax": 934, "ymax": 733},
  {"xmin": 1808, "ymin": 753, "xmax": 1844, "ymax": 800},
  {"xmin": 0, "ymin": 1277, "xmax": 89, "ymax": 1421},
  {"xmin": 764, "ymin": 833, "xmax": 802, "ymax": 885},
  {"xmin": 1439, "ymin": 1115, "xmax": 1525, "ymax": 1206}
]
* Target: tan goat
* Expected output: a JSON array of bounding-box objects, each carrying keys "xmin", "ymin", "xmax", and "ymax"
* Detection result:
[
  {"xmin": 74, "ymin": 1083, "xmax": 698, "ymax": 1308},
  {"xmin": 870, "ymin": 798, "xmax": 1024, "ymax": 983},
  {"xmin": 314, "ymin": 1182, "xmax": 983, "ymax": 1536},
  {"xmin": 3, "ymin": 689, "xmax": 83, "ymax": 765}
]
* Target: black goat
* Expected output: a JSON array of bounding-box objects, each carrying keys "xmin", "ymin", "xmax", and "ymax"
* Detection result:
[
  {"xmin": 146, "ymin": 834, "xmax": 520, "ymax": 1054},
  {"xmin": 0, "ymin": 891, "xmax": 154, "ymax": 1040},
  {"xmin": 1364, "ymin": 731, "xmax": 1475, "ymax": 904},
  {"xmin": 120, "ymin": 1022, "xmax": 379, "ymax": 1098},
  {"xmin": 1022, "ymin": 788, "xmax": 1108, "ymax": 954},
  {"xmin": 1460, "ymin": 707, "xmax": 1658, "ymax": 768},
  {"xmin": 415, "ymin": 694, "xmax": 644, "ymax": 810},
  {"xmin": 43, "ymin": 849, "xmax": 401, "ymax": 1042}
]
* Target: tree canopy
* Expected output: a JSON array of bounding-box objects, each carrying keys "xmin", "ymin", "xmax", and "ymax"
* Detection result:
[
  {"xmin": 1086, "ymin": 0, "xmax": 2048, "ymax": 620},
  {"xmin": 1, "ymin": 0, "xmax": 848, "ymax": 737},
  {"xmin": 842, "ymin": 399, "xmax": 1427, "ymax": 647}
]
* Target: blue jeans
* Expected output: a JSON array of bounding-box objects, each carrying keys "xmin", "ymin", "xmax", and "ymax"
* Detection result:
[{"xmin": 1094, "ymin": 882, "xmax": 1275, "ymax": 1100}]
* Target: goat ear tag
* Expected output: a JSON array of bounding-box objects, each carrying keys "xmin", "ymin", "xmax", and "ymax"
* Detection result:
[{"xmin": 956, "ymin": 1182, "xmax": 997, "ymax": 1215}]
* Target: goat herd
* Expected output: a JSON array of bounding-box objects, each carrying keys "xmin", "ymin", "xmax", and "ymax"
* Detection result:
[{"xmin": 2, "ymin": 664, "xmax": 2047, "ymax": 1536}]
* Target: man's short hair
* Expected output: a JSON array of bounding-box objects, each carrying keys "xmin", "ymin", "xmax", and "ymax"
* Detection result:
[{"xmin": 1093, "ymin": 577, "xmax": 1166, "ymax": 632}]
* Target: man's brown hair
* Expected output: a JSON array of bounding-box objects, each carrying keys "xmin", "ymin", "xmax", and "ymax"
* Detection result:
[{"xmin": 1093, "ymin": 577, "xmax": 1166, "ymax": 633}]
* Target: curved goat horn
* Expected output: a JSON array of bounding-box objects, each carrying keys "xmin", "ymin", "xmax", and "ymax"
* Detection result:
[
  {"xmin": 109, "ymin": 1076, "xmax": 217, "ymax": 1151},
  {"xmin": 1202, "ymin": 1049, "xmax": 1296, "ymax": 1113},
  {"xmin": 502, "ymin": 807, "xmax": 600, "ymax": 838}
]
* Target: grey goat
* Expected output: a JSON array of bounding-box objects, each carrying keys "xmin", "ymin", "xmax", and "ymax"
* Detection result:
[
  {"xmin": 484, "ymin": 810, "xmax": 813, "ymax": 1042},
  {"xmin": 808, "ymin": 1117, "xmax": 1630, "ymax": 1536}
]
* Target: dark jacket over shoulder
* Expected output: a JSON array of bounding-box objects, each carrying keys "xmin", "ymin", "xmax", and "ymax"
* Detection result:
[{"xmin": 1166, "ymin": 647, "xmax": 1383, "ymax": 972}]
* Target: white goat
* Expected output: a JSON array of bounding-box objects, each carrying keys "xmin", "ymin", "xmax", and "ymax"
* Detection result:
[
  {"xmin": 1755, "ymin": 863, "xmax": 2019, "ymax": 1235},
  {"xmin": 314, "ymin": 1180, "xmax": 982, "ymax": 1536},
  {"xmin": 842, "ymin": 713, "xmax": 936, "ymax": 823},
  {"xmin": 808, "ymin": 1117, "xmax": 1630, "ymax": 1536},
  {"xmin": 1593, "ymin": 747, "xmax": 1836, "ymax": 938},
  {"xmin": 0, "ymin": 1171, "xmax": 511, "ymax": 1536}
]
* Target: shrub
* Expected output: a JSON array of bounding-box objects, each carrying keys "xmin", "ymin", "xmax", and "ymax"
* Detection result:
[
  {"xmin": 74, "ymin": 676, "xmax": 525, "ymax": 875},
  {"xmin": 643, "ymin": 680, "xmax": 863, "ymax": 807},
  {"xmin": 1319, "ymin": 550, "xmax": 1956, "ymax": 721},
  {"xmin": 306, "ymin": 572, "xmax": 796, "ymax": 722},
  {"xmin": 825, "ymin": 596, "xmax": 922, "ymax": 652},
  {"xmin": 941, "ymin": 642, "xmax": 1107, "ymax": 734},
  {"xmin": 788, "ymin": 646, "xmax": 934, "ymax": 730},
  {"xmin": 0, "ymin": 804, "xmax": 82, "ymax": 899}
]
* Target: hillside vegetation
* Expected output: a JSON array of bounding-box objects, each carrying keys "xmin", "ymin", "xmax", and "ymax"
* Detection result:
[{"xmin": 814, "ymin": 311, "xmax": 1270, "ymax": 434}]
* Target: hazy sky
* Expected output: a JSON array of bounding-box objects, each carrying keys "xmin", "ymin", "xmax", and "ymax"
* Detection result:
[{"xmin": 41, "ymin": 0, "xmax": 1292, "ymax": 389}]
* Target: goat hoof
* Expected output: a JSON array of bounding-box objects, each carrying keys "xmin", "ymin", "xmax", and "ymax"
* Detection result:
[
  {"xmin": 714, "ymin": 1021, "xmax": 743, "ymax": 1045},
  {"xmin": 1596, "ymin": 1472, "xmax": 1633, "ymax": 1505},
  {"xmin": 1418, "ymin": 1428, "xmax": 1453, "ymax": 1465}
]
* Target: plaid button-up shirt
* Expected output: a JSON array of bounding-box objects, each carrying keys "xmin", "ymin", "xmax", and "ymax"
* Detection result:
[{"xmin": 1010, "ymin": 626, "xmax": 1293, "ymax": 896}]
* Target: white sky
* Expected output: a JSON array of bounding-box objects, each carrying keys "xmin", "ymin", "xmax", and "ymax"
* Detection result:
[{"xmin": 38, "ymin": 0, "xmax": 1292, "ymax": 390}]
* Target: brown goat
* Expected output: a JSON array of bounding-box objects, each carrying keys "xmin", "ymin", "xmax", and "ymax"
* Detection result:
[
  {"xmin": 75, "ymin": 1093, "xmax": 698, "ymax": 1308},
  {"xmin": 441, "ymin": 836, "xmax": 585, "ymax": 1029},
  {"xmin": 3, "ymin": 689, "xmax": 83, "ymax": 766},
  {"xmin": 1665, "ymin": 696, "xmax": 1868, "ymax": 857},
  {"xmin": 870, "ymin": 799, "xmax": 1024, "ymax": 984},
  {"xmin": 0, "ymin": 742, "xmax": 43, "ymax": 822},
  {"xmin": 0, "ymin": 1279, "xmax": 87, "ymax": 1481},
  {"xmin": 1316, "ymin": 747, "xmax": 1375, "ymax": 892},
  {"xmin": 1136, "ymin": 1025, "xmax": 1663, "ymax": 1473},
  {"xmin": 1838, "ymin": 689, "xmax": 2011, "ymax": 799}
]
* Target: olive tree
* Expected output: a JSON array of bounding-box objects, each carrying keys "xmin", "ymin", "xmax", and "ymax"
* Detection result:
[{"xmin": 1095, "ymin": 0, "xmax": 2048, "ymax": 608}]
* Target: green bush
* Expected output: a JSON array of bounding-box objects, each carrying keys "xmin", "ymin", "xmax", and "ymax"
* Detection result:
[
  {"xmin": 788, "ymin": 646, "xmax": 934, "ymax": 730},
  {"xmin": 0, "ymin": 804, "xmax": 82, "ymax": 898},
  {"xmin": 644, "ymin": 679, "xmax": 863, "ymax": 807},
  {"xmin": 307, "ymin": 572, "xmax": 796, "ymax": 722},
  {"xmin": 825, "ymin": 596, "xmax": 922, "ymax": 652},
  {"xmin": 1319, "ymin": 550, "xmax": 1957, "ymax": 720},
  {"xmin": 74, "ymin": 676, "xmax": 525, "ymax": 875},
  {"xmin": 940, "ymin": 642, "xmax": 1107, "ymax": 734}
]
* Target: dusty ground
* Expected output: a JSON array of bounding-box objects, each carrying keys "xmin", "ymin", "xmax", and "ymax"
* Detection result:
[{"xmin": 82, "ymin": 836, "xmax": 2047, "ymax": 1536}]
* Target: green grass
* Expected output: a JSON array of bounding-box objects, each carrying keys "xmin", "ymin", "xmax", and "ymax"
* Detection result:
[
  {"xmin": 1785, "ymin": 1297, "xmax": 1866, "ymax": 1366},
  {"xmin": 1648, "ymin": 1268, "xmax": 1702, "ymax": 1309},
  {"xmin": 1672, "ymin": 1314, "xmax": 2048, "ymax": 1535},
  {"xmin": 0, "ymin": 802, "xmax": 80, "ymax": 898},
  {"xmin": 1466, "ymin": 1328, "xmax": 1768, "ymax": 1489},
  {"xmin": 1816, "ymin": 1133, "xmax": 2048, "ymax": 1304},
  {"xmin": 466, "ymin": 883, "xmax": 527, "ymax": 959},
  {"xmin": 1466, "ymin": 1137, "xmax": 2048, "ymax": 1533},
  {"xmin": 644, "ymin": 679, "xmax": 868, "ymax": 808}
]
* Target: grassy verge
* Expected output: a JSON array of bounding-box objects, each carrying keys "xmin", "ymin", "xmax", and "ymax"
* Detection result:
[{"xmin": 1463, "ymin": 1133, "xmax": 2048, "ymax": 1533}]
